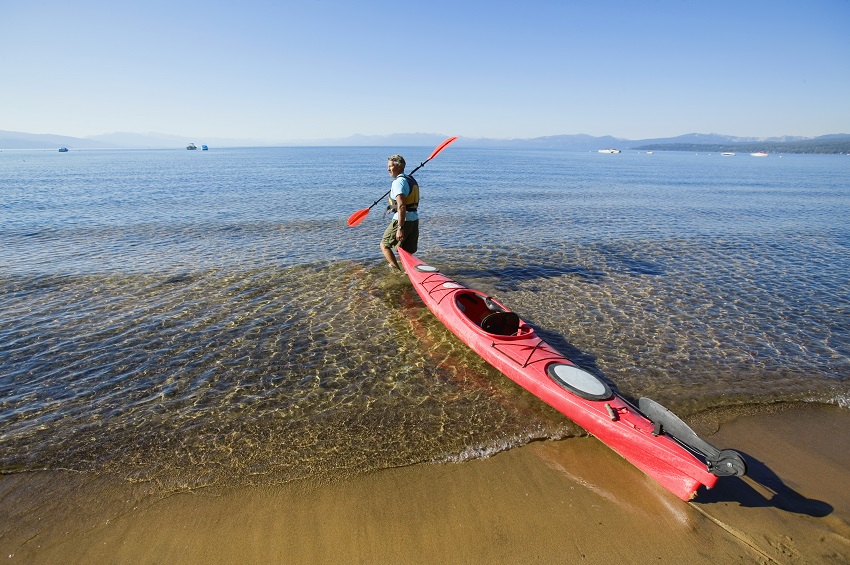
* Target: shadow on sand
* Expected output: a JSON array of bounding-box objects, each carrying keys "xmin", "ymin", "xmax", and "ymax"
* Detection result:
[{"xmin": 696, "ymin": 451, "xmax": 833, "ymax": 517}]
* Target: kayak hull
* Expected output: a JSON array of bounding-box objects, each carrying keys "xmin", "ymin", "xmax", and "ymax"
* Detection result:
[{"xmin": 397, "ymin": 248, "xmax": 718, "ymax": 501}]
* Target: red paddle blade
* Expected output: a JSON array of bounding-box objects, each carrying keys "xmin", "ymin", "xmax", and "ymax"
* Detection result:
[
  {"xmin": 427, "ymin": 136, "xmax": 458, "ymax": 161},
  {"xmin": 347, "ymin": 208, "xmax": 370, "ymax": 227}
]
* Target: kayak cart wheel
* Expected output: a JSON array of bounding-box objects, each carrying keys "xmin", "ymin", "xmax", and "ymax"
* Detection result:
[{"xmin": 546, "ymin": 363, "xmax": 613, "ymax": 401}]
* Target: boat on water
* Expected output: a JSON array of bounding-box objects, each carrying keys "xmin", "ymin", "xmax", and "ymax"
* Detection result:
[
  {"xmin": 598, "ymin": 148, "xmax": 620, "ymax": 154},
  {"xmin": 397, "ymin": 247, "xmax": 746, "ymax": 501},
  {"xmin": 187, "ymin": 143, "xmax": 197, "ymax": 150},
  {"xmin": 721, "ymin": 152, "xmax": 735, "ymax": 157},
  {"xmin": 58, "ymin": 147, "xmax": 68, "ymax": 152},
  {"xmin": 750, "ymin": 151, "xmax": 768, "ymax": 157},
  {"xmin": 201, "ymin": 145, "xmax": 209, "ymax": 151}
]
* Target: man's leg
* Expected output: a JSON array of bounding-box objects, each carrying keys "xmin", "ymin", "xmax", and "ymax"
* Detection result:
[{"xmin": 381, "ymin": 242, "xmax": 402, "ymax": 270}]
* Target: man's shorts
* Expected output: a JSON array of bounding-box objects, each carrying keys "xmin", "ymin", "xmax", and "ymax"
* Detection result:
[{"xmin": 381, "ymin": 219, "xmax": 419, "ymax": 254}]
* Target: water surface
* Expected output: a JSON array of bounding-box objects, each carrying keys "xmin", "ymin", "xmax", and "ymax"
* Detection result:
[{"xmin": 1, "ymin": 147, "xmax": 848, "ymax": 490}]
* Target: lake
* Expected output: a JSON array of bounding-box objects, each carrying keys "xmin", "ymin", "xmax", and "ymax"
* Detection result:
[{"xmin": 1, "ymin": 146, "xmax": 848, "ymax": 490}]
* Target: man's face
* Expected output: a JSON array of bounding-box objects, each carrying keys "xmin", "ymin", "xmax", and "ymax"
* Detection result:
[{"xmin": 387, "ymin": 160, "xmax": 403, "ymax": 177}]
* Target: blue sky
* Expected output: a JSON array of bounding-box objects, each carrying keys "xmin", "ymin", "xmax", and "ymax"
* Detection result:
[{"xmin": 2, "ymin": 0, "xmax": 849, "ymax": 141}]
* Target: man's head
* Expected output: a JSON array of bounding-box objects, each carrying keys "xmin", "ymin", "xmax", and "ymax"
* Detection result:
[{"xmin": 387, "ymin": 154, "xmax": 405, "ymax": 177}]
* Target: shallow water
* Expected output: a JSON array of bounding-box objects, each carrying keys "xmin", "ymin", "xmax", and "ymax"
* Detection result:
[{"xmin": 1, "ymin": 147, "xmax": 848, "ymax": 490}]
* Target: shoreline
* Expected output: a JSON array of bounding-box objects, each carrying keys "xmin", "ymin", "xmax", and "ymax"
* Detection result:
[{"xmin": 2, "ymin": 402, "xmax": 849, "ymax": 564}]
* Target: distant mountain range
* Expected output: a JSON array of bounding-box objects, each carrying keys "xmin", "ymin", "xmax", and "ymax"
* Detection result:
[
  {"xmin": 2, "ymin": 129, "xmax": 849, "ymax": 153},
  {"xmin": 633, "ymin": 134, "xmax": 850, "ymax": 154}
]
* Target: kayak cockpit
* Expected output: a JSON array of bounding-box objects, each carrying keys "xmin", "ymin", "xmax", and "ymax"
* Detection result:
[{"xmin": 454, "ymin": 291, "xmax": 530, "ymax": 337}]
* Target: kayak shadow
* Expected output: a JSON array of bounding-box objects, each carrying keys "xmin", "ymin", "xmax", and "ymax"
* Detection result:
[
  {"xmin": 451, "ymin": 264, "xmax": 607, "ymax": 292},
  {"xmin": 452, "ymin": 250, "xmax": 667, "ymax": 292},
  {"xmin": 696, "ymin": 451, "xmax": 833, "ymax": 517},
  {"xmin": 531, "ymin": 325, "xmax": 622, "ymax": 395}
]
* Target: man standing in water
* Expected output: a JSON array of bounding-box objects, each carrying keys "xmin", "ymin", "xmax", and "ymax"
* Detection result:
[{"xmin": 380, "ymin": 154, "xmax": 419, "ymax": 271}]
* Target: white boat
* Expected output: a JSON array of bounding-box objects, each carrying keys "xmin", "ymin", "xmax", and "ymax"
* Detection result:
[
  {"xmin": 750, "ymin": 151, "xmax": 768, "ymax": 157},
  {"xmin": 187, "ymin": 143, "xmax": 197, "ymax": 150},
  {"xmin": 598, "ymin": 148, "xmax": 620, "ymax": 154},
  {"xmin": 721, "ymin": 152, "xmax": 735, "ymax": 156}
]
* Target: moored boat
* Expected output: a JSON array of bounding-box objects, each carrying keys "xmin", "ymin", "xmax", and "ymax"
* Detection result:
[
  {"xmin": 397, "ymin": 247, "xmax": 746, "ymax": 501},
  {"xmin": 58, "ymin": 147, "xmax": 68, "ymax": 152},
  {"xmin": 598, "ymin": 148, "xmax": 620, "ymax": 154},
  {"xmin": 187, "ymin": 143, "xmax": 197, "ymax": 150},
  {"xmin": 750, "ymin": 151, "xmax": 768, "ymax": 157},
  {"xmin": 721, "ymin": 152, "xmax": 735, "ymax": 156}
]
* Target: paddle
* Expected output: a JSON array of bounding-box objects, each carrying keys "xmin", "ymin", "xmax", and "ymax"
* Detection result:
[{"xmin": 347, "ymin": 136, "xmax": 458, "ymax": 227}]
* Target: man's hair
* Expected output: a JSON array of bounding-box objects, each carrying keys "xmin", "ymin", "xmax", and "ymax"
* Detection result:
[{"xmin": 388, "ymin": 154, "xmax": 406, "ymax": 169}]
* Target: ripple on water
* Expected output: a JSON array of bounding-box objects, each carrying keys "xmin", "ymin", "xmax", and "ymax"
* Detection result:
[
  {"xmin": 1, "ymin": 235, "xmax": 848, "ymax": 491},
  {"xmin": 0, "ymin": 261, "xmax": 573, "ymax": 490}
]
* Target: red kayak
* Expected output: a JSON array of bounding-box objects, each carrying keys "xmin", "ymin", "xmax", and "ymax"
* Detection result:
[{"xmin": 397, "ymin": 248, "xmax": 746, "ymax": 501}]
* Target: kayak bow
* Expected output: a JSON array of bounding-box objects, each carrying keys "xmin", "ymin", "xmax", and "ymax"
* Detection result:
[{"xmin": 397, "ymin": 248, "xmax": 746, "ymax": 501}]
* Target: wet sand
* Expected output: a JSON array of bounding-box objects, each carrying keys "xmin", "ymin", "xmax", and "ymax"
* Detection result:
[{"xmin": 2, "ymin": 402, "xmax": 849, "ymax": 564}]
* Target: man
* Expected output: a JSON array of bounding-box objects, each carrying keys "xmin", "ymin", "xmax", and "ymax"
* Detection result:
[{"xmin": 380, "ymin": 154, "xmax": 419, "ymax": 271}]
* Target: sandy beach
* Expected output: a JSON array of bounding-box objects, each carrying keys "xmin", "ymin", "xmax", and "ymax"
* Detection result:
[{"xmin": 2, "ymin": 401, "xmax": 849, "ymax": 564}]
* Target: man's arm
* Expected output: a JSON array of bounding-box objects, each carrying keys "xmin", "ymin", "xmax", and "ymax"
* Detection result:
[{"xmin": 395, "ymin": 194, "xmax": 406, "ymax": 239}]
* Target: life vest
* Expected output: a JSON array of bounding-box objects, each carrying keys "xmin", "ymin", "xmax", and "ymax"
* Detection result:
[{"xmin": 387, "ymin": 174, "xmax": 419, "ymax": 213}]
